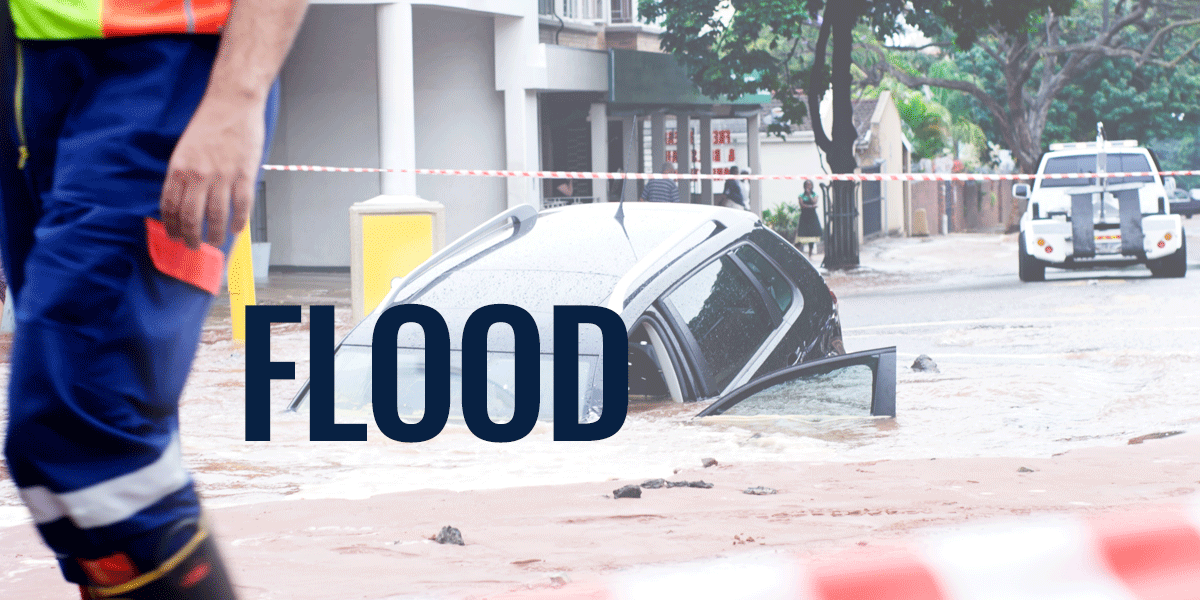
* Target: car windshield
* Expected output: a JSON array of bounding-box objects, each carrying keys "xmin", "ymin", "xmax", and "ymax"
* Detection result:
[
  {"xmin": 313, "ymin": 346, "xmax": 598, "ymax": 424},
  {"xmin": 1039, "ymin": 153, "xmax": 1154, "ymax": 188}
]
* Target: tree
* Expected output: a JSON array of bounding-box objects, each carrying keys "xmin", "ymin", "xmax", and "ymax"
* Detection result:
[
  {"xmin": 893, "ymin": 88, "xmax": 952, "ymax": 160},
  {"xmin": 869, "ymin": 0, "xmax": 1200, "ymax": 173},
  {"xmin": 639, "ymin": 0, "xmax": 1069, "ymax": 267}
]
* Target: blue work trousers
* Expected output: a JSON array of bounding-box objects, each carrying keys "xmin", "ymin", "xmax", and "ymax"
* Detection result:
[{"xmin": 0, "ymin": 35, "xmax": 275, "ymax": 584}]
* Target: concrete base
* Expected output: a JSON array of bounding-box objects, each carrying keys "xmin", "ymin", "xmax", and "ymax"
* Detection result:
[{"xmin": 252, "ymin": 242, "xmax": 272, "ymax": 282}]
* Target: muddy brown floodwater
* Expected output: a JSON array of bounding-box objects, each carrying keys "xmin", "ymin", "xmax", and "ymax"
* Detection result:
[{"xmin": 2, "ymin": 228, "xmax": 1198, "ymax": 598}]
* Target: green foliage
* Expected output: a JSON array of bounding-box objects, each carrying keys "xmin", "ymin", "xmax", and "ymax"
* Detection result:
[
  {"xmin": 637, "ymin": 0, "xmax": 1069, "ymax": 138},
  {"xmin": 762, "ymin": 202, "xmax": 801, "ymax": 238},
  {"xmin": 1154, "ymin": 128, "xmax": 1200, "ymax": 191},
  {"xmin": 885, "ymin": 0, "xmax": 1200, "ymax": 170},
  {"xmin": 894, "ymin": 90, "xmax": 951, "ymax": 160}
]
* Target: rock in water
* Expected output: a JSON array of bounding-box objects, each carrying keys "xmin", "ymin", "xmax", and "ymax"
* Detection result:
[
  {"xmin": 743, "ymin": 486, "xmax": 777, "ymax": 495},
  {"xmin": 614, "ymin": 484, "xmax": 642, "ymax": 499},
  {"xmin": 665, "ymin": 480, "xmax": 713, "ymax": 489},
  {"xmin": 435, "ymin": 526, "xmax": 464, "ymax": 546},
  {"xmin": 701, "ymin": 457, "xmax": 718, "ymax": 468},
  {"xmin": 911, "ymin": 355, "xmax": 939, "ymax": 372},
  {"xmin": 640, "ymin": 478, "xmax": 666, "ymax": 489}
]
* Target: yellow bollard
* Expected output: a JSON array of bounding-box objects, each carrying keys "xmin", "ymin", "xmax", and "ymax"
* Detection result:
[
  {"xmin": 349, "ymin": 196, "xmax": 445, "ymax": 322},
  {"xmin": 227, "ymin": 228, "xmax": 256, "ymax": 342}
]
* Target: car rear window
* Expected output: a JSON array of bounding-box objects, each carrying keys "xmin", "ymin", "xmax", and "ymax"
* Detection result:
[
  {"xmin": 1040, "ymin": 153, "xmax": 1154, "ymax": 188},
  {"xmin": 735, "ymin": 245, "xmax": 793, "ymax": 314},
  {"xmin": 666, "ymin": 255, "xmax": 774, "ymax": 392}
]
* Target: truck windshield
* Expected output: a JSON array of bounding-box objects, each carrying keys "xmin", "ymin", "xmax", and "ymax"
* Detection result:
[{"xmin": 1040, "ymin": 153, "xmax": 1154, "ymax": 188}]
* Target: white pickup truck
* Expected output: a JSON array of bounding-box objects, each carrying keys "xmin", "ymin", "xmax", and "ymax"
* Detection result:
[{"xmin": 1014, "ymin": 138, "xmax": 1186, "ymax": 281}]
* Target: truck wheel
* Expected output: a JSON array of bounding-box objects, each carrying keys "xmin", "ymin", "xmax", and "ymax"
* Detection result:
[
  {"xmin": 1149, "ymin": 231, "xmax": 1187, "ymax": 278},
  {"xmin": 1019, "ymin": 232, "xmax": 1046, "ymax": 282}
]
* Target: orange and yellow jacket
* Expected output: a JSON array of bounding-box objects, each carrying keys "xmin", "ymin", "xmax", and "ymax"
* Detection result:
[{"xmin": 11, "ymin": 0, "xmax": 232, "ymax": 40}]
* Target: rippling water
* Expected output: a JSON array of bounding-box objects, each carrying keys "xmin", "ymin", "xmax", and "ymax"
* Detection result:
[{"xmin": 2, "ymin": 232, "xmax": 1199, "ymax": 529}]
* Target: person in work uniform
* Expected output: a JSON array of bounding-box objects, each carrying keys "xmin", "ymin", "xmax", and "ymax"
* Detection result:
[{"xmin": 0, "ymin": 0, "xmax": 308, "ymax": 597}]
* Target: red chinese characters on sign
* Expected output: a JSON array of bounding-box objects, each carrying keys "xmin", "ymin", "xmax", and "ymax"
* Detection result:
[{"xmin": 714, "ymin": 130, "xmax": 732, "ymax": 145}]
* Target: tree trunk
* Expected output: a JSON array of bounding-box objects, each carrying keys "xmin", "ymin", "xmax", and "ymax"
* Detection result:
[{"xmin": 823, "ymin": 0, "xmax": 859, "ymax": 269}]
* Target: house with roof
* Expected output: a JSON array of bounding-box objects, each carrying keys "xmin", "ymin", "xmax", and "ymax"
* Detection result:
[{"xmin": 759, "ymin": 90, "xmax": 911, "ymax": 246}]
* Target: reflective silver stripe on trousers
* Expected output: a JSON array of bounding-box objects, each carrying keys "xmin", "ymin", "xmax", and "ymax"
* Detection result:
[
  {"xmin": 183, "ymin": 0, "xmax": 196, "ymax": 33},
  {"xmin": 17, "ymin": 435, "xmax": 190, "ymax": 529}
]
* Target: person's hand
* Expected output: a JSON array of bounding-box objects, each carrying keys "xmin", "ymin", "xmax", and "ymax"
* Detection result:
[{"xmin": 161, "ymin": 94, "xmax": 266, "ymax": 249}]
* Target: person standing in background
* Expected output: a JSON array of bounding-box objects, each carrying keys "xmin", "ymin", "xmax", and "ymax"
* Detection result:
[
  {"xmin": 721, "ymin": 166, "xmax": 746, "ymax": 210},
  {"xmin": 640, "ymin": 162, "xmax": 681, "ymax": 202},
  {"xmin": 1, "ymin": 1, "xmax": 309, "ymax": 598},
  {"xmin": 740, "ymin": 168, "xmax": 752, "ymax": 211},
  {"xmin": 795, "ymin": 179, "xmax": 822, "ymax": 257}
]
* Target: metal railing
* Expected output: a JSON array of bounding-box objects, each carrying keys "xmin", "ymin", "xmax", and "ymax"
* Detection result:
[
  {"xmin": 542, "ymin": 0, "xmax": 603, "ymax": 21},
  {"xmin": 539, "ymin": 0, "xmax": 634, "ymax": 25},
  {"xmin": 611, "ymin": 0, "xmax": 633, "ymax": 23}
]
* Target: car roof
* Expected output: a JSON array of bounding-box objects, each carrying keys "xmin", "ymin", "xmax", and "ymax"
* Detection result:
[
  {"xmin": 1041, "ymin": 148, "xmax": 1150, "ymax": 160},
  {"xmin": 344, "ymin": 203, "xmax": 760, "ymax": 353}
]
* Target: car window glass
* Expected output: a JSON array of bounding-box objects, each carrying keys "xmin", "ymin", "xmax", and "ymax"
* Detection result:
[
  {"xmin": 735, "ymin": 245, "xmax": 793, "ymax": 314},
  {"xmin": 720, "ymin": 364, "xmax": 873, "ymax": 416},
  {"xmin": 667, "ymin": 256, "xmax": 774, "ymax": 392}
]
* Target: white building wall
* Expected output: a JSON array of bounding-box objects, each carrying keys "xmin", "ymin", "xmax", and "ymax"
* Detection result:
[
  {"xmin": 760, "ymin": 133, "xmax": 826, "ymax": 221},
  {"xmin": 876, "ymin": 98, "xmax": 908, "ymax": 236},
  {"xmin": 265, "ymin": 4, "xmax": 382, "ymax": 267},
  {"xmin": 413, "ymin": 6, "xmax": 508, "ymax": 242}
]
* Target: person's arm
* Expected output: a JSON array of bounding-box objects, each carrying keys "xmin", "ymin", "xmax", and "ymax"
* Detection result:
[{"xmin": 161, "ymin": 0, "xmax": 310, "ymax": 248}]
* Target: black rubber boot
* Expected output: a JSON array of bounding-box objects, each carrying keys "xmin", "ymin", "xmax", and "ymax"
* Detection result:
[{"xmin": 80, "ymin": 523, "xmax": 238, "ymax": 600}]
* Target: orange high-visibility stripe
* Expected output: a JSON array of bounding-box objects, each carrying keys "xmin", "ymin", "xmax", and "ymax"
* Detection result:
[
  {"xmin": 101, "ymin": 0, "xmax": 231, "ymax": 37},
  {"xmin": 190, "ymin": 0, "xmax": 232, "ymax": 34}
]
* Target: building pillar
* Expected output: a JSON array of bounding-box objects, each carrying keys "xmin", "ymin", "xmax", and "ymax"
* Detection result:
[
  {"xmin": 590, "ymin": 102, "xmax": 608, "ymax": 202},
  {"xmin": 377, "ymin": 2, "xmax": 416, "ymax": 195},
  {"xmin": 699, "ymin": 116, "xmax": 712, "ymax": 205},
  {"xmin": 746, "ymin": 113, "xmax": 762, "ymax": 214},
  {"xmin": 675, "ymin": 113, "xmax": 691, "ymax": 203},
  {"xmin": 650, "ymin": 112, "xmax": 665, "ymax": 174},
  {"xmin": 622, "ymin": 115, "xmax": 638, "ymax": 203},
  {"xmin": 495, "ymin": 13, "xmax": 540, "ymax": 210},
  {"xmin": 503, "ymin": 89, "xmax": 538, "ymax": 210}
]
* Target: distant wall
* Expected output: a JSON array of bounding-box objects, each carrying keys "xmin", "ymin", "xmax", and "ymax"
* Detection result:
[
  {"xmin": 266, "ymin": 4, "xmax": 382, "ymax": 267},
  {"xmin": 412, "ymin": 6, "xmax": 507, "ymax": 243},
  {"xmin": 910, "ymin": 181, "xmax": 938, "ymax": 235},
  {"xmin": 911, "ymin": 180, "xmax": 1016, "ymax": 235}
]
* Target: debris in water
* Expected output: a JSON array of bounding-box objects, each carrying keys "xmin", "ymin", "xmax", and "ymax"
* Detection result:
[
  {"xmin": 435, "ymin": 526, "xmax": 464, "ymax": 546},
  {"xmin": 743, "ymin": 486, "xmax": 777, "ymax": 495},
  {"xmin": 666, "ymin": 480, "xmax": 713, "ymax": 489},
  {"xmin": 614, "ymin": 484, "xmax": 642, "ymax": 499},
  {"xmin": 701, "ymin": 457, "xmax": 719, "ymax": 468},
  {"xmin": 1128, "ymin": 431, "xmax": 1184, "ymax": 445},
  {"xmin": 1017, "ymin": 467, "xmax": 1035, "ymax": 473},
  {"xmin": 911, "ymin": 355, "xmax": 939, "ymax": 372}
]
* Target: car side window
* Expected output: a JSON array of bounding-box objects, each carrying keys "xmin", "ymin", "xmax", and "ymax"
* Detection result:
[
  {"xmin": 665, "ymin": 255, "xmax": 774, "ymax": 392},
  {"xmin": 734, "ymin": 245, "xmax": 793, "ymax": 314}
]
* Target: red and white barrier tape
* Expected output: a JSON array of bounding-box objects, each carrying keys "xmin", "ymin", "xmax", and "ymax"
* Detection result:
[
  {"xmin": 262, "ymin": 164, "xmax": 1200, "ymax": 182},
  {"xmin": 490, "ymin": 499, "xmax": 1200, "ymax": 600}
]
